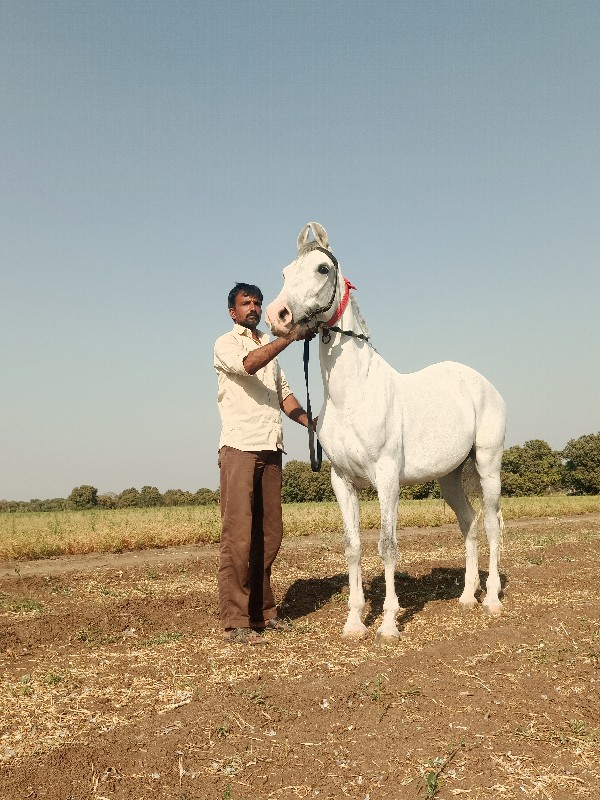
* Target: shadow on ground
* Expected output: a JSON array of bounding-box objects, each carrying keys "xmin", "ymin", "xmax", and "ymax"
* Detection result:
[{"xmin": 280, "ymin": 568, "xmax": 508, "ymax": 632}]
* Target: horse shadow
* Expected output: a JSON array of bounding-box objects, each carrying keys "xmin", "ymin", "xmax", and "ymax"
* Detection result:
[
  {"xmin": 279, "ymin": 568, "xmax": 509, "ymax": 632},
  {"xmin": 279, "ymin": 574, "xmax": 349, "ymax": 619}
]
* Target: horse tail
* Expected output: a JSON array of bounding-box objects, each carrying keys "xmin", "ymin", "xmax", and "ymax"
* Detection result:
[
  {"xmin": 461, "ymin": 449, "xmax": 482, "ymax": 501},
  {"xmin": 461, "ymin": 449, "xmax": 505, "ymax": 547}
]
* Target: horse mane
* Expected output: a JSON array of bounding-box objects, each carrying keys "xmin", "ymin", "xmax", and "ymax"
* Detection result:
[
  {"xmin": 297, "ymin": 240, "xmax": 334, "ymax": 258},
  {"xmin": 350, "ymin": 294, "xmax": 371, "ymax": 339}
]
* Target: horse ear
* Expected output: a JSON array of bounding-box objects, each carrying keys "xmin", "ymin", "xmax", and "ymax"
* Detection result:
[
  {"xmin": 297, "ymin": 224, "xmax": 311, "ymax": 250},
  {"xmin": 297, "ymin": 222, "xmax": 330, "ymax": 251},
  {"xmin": 309, "ymin": 222, "xmax": 329, "ymax": 249}
]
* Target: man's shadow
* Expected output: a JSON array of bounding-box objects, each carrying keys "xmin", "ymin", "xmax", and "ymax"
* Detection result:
[{"xmin": 279, "ymin": 568, "xmax": 509, "ymax": 632}]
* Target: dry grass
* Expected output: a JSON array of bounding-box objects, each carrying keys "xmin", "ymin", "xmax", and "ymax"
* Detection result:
[
  {"xmin": 0, "ymin": 495, "xmax": 599, "ymax": 561},
  {"xmin": 0, "ymin": 515, "xmax": 599, "ymax": 799},
  {"xmin": 499, "ymin": 494, "xmax": 600, "ymax": 520},
  {"xmin": 0, "ymin": 505, "xmax": 222, "ymax": 561}
]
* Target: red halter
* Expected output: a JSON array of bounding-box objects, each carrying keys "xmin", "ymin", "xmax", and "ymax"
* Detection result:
[{"xmin": 324, "ymin": 277, "xmax": 357, "ymax": 327}]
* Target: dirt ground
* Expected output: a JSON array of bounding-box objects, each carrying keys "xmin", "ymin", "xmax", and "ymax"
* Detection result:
[{"xmin": 0, "ymin": 514, "xmax": 599, "ymax": 800}]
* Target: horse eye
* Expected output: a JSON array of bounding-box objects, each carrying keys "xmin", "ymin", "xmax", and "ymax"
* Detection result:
[{"xmin": 317, "ymin": 264, "xmax": 329, "ymax": 275}]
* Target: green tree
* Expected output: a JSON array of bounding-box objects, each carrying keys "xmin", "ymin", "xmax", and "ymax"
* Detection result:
[
  {"xmin": 359, "ymin": 484, "xmax": 378, "ymax": 500},
  {"xmin": 282, "ymin": 460, "xmax": 443, "ymax": 502},
  {"xmin": 282, "ymin": 460, "xmax": 313, "ymax": 503},
  {"xmin": 400, "ymin": 481, "xmax": 440, "ymax": 499},
  {"xmin": 282, "ymin": 460, "xmax": 336, "ymax": 502},
  {"xmin": 562, "ymin": 433, "xmax": 600, "ymax": 494},
  {"xmin": 162, "ymin": 489, "xmax": 194, "ymax": 507},
  {"xmin": 117, "ymin": 487, "xmax": 141, "ymax": 508},
  {"xmin": 501, "ymin": 440, "xmax": 562, "ymax": 496},
  {"xmin": 140, "ymin": 486, "xmax": 164, "ymax": 507},
  {"xmin": 68, "ymin": 485, "xmax": 98, "ymax": 510},
  {"xmin": 38, "ymin": 498, "xmax": 67, "ymax": 512},
  {"xmin": 97, "ymin": 492, "xmax": 118, "ymax": 509},
  {"xmin": 194, "ymin": 488, "xmax": 220, "ymax": 505},
  {"xmin": 0, "ymin": 500, "xmax": 28, "ymax": 512}
]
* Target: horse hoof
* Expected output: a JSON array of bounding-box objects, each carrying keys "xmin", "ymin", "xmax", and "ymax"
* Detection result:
[
  {"xmin": 458, "ymin": 600, "xmax": 478, "ymax": 611},
  {"xmin": 375, "ymin": 630, "xmax": 400, "ymax": 644},
  {"xmin": 342, "ymin": 628, "xmax": 367, "ymax": 640},
  {"xmin": 482, "ymin": 603, "xmax": 503, "ymax": 616}
]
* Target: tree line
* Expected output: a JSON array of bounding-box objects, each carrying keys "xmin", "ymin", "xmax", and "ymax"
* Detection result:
[
  {"xmin": 0, "ymin": 486, "xmax": 220, "ymax": 513},
  {"xmin": 281, "ymin": 433, "xmax": 600, "ymax": 502},
  {"xmin": 2, "ymin": 433, "xmax": 599, "ymax": 512}
]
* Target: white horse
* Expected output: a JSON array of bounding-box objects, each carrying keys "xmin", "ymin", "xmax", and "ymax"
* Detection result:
[{"xmin": 266, "ymin": 222, "xmax": 507, "ymax": 641}]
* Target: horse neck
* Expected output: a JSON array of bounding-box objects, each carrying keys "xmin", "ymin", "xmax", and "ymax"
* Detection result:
[{"xmin": 318, "ymin": 276, "xmax": 373, "ymax": 391}]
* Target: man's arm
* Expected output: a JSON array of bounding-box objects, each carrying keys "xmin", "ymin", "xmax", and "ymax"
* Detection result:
[
  {"xmin": 243, "ymin": 330, "xmax": 305, "ymax": 375},
  {"xmin": 281, "ymin": 394, "xmax": 317, "ymax": 429}
]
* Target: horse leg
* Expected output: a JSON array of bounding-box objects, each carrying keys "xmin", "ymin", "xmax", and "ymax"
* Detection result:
[
  {"xmin": 330, "ymin": 466, "xmax": 367, "ymax": 638},
  {"xmin": 476, "ymin": 447, "xmax": 504, "ymax": 615},
  {"xmin": 439, "ymin": 467, "xmax": 480, "ymax": 608},
  {"xmin": 374, "ymin": 470, "xmax": 401, "ymax": 640}
]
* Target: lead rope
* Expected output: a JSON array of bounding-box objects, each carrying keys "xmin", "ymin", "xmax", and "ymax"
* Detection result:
[
  {"xmin": 303, "ymin": 338, "xmax": 323, "ymax": 472},
  {"xmin": 321, "ymin": 325, "xmax": 370, "ymax": 344}
]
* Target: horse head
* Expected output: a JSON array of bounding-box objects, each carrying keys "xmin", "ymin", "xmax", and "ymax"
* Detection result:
[{"xmin": 265, "ymin": 222, "xmax": 340, "ymax": 336}]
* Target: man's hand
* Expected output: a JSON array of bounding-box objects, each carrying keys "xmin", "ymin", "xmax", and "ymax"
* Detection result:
[
  {"xmin": 283, "ymin": 326, "xmax": 313, "ymax": 343},
  {"xmin": 243, "ymin": 326, "xmax": 311, "ymax": 375}
]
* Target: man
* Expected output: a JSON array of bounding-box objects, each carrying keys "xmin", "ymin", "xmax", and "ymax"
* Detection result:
[{"xmin": 214, "ymin": 282, "xmax": 312, "ymax": 645}]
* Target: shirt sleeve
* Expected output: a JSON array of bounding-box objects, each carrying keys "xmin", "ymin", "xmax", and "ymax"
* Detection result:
[
  {"xmin": 278, "ymin": 366, "xmax": 293, "ymax": 403},
  {"xmin": 214, "ymin": 333, "xmax": 250, "ymax": 376}
]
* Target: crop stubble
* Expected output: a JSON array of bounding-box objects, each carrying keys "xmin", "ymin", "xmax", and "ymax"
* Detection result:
[{"xmin": 0, "ymin": 514, "xmax": 599, "ymax": 799}]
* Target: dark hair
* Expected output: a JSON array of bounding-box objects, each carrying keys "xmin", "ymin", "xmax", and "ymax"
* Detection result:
[{"xmin": 227, "ymin": 282, "xmax": 263, "ymax": 309}]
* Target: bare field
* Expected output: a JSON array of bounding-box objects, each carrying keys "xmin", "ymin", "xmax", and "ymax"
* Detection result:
[{"xmin": 0, "ymin": 513, "xmax": 599, "ymax": 799}]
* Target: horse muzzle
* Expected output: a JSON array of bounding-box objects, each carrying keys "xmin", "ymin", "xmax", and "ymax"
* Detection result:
[{"xmin": 265, "ymin": 298, "xmax": 295, "ymax": 335}]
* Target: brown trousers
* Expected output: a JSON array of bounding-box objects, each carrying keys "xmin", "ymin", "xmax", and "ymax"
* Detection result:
[{"xmin": 218, "ymin": 446, "xmax": 283, "ymax": 630}]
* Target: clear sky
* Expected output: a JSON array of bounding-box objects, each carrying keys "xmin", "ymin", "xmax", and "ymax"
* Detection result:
[{"xmin": 1, "ymin": 1, "xmax": 599, "ymax": 501}]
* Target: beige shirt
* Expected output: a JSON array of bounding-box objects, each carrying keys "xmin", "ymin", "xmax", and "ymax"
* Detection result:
[{"xmin": 214, "ymin": 324, "xmax": 293, "ymax": 451}]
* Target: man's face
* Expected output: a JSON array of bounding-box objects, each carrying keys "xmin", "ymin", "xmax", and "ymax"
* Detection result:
[{"xmin": 229, "ymin": 292, "xmax": 262, "ymax": 329}]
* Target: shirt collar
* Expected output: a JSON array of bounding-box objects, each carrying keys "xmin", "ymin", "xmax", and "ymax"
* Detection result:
[{"xmin": 233, "ymin": 323, "xmax": 267, "ymax": 342}]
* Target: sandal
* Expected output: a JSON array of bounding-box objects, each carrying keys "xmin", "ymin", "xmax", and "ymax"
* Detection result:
[
  {"xmin": 223, "ymin": 627, "xmax": 267, "ymax": 646},
  {"xmin": 262, "ymin": 617, "xmax": 291, "ymax": 633}
]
